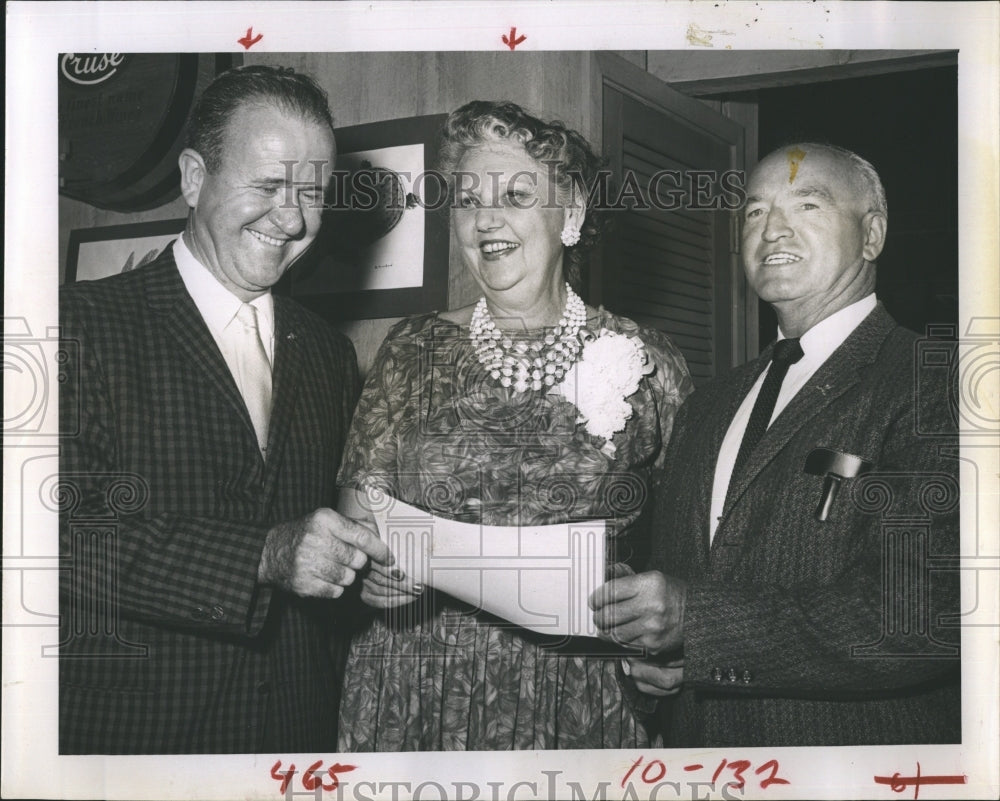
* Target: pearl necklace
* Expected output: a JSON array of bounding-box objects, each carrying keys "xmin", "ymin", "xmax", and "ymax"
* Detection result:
[{"xmin": 469, "ymin": 284, "xmax": 588, "ymax": 393}]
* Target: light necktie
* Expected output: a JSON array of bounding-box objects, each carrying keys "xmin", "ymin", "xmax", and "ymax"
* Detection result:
[
  {"xmin": 729, "ymin": 337, "xmax": 804, "ymax": 482},
  {"xmin": 233, "ymin": 303, "xmax": 272, "ymax": 455}
]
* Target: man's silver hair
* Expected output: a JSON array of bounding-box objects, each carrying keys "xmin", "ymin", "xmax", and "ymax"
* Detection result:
[{"xmin": 793, "ymin": 142, "xmax": 888, "ymax": 217}]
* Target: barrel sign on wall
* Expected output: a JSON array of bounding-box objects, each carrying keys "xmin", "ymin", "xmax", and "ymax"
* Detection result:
[{"xmin": 58, "ymin": 53, "xmax": 235, "ymax": 212}]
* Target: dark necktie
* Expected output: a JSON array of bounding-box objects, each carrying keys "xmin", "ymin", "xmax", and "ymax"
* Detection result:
[{"xmin": 730, "ymin": 337, "xmax": 804, "ymax": 480}]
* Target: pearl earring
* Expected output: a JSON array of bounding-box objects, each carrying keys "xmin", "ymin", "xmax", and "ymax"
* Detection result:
[{"xmin": 560, "ymin": 225, "xmax": 581, "ymax": 247}]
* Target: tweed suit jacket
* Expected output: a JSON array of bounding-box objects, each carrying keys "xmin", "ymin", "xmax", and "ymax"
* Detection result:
[
  {"xmin": 649, "ymin": 304, "xmax": 961, "ymax": 747},
  {"xmin": 58, "ymin": 246, "xmax": 360, "ymax": 753}
]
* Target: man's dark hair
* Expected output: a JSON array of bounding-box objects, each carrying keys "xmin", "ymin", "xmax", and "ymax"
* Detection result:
[{"xmin": 184, "ymin": 65, "xmax": 335, "ymax": 172}]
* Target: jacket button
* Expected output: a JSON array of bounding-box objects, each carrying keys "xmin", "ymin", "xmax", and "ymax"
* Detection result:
[
  {"xmin": 727, "ymin": 668, "xmax": 739, "ymax": 683},
  {"xmin": 256, "ymin": 680, "xmax": 271, "ymax": 694},
  {"xmin": 711, "ymin": 667, "xmax": 723, "ymax": 682},
  {"xmin": 741, "ymin": 670, "xmax": 753, "ymax": 684},
  {"xmin": 210, "ymin": 605, "xmax": 226, "ymax": 621},
  {"xmin": 190, "ymin": 606, "xmax": 207, "ymax": 620}
]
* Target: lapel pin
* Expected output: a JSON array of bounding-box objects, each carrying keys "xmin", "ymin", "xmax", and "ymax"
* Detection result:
[
  {"xmin": 804, "ymin": 448, "xmax": 874, "ymax": 521},
  {"xmin": 286, "ymin": 332, "xmax": 297, "ymax": 342}
]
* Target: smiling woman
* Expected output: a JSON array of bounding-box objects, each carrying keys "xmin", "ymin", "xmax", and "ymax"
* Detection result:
[
  {"xmin": 333, "ymin": 100, "xmax": 695, "ymax": 751},
  {"xmin": 450, "ymin": 139, "xmax": 575, "ymax": 320}
]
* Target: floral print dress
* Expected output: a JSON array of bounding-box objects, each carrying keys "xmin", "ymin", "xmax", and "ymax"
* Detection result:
[{"xmin": 336, "ymin": 307, "xmax": 692, "ymax": 751}]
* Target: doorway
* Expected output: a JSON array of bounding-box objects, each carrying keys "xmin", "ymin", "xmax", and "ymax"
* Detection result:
[
  {"xmin": 596, "ymin": 54, "xmax": 959, "ymax": 375},
  {"xmin": 750, "ymin": 66, "xmax": 959, "ymax": 342}
]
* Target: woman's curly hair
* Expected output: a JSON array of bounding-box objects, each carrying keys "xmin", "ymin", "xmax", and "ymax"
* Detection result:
[{"xmin": 437, "ymin": 100, "xmax": 609, "ymax": 289}]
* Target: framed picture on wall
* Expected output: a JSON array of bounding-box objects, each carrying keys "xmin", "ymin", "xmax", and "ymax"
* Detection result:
[
  {"xmin": 287, "ymin": 113, "xmax": 450, "ymax": 321},
  {"xmin": 65, "ymin": 218, "xmax": 186, "ymax": 283}
]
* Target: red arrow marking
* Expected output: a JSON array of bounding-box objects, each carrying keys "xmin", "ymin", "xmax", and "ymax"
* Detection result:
[
  {"xmin": 238, "ymin": 27, "xmax": 263, "ymax": 50},
  {"xmin": 501, "ymin": 26, "xmax": 527, "ymax": 50}
]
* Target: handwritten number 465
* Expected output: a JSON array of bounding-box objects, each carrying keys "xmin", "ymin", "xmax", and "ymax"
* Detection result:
[{"xmin": 271, "ymin": 760, "xmax": 357, "ymax": 795}]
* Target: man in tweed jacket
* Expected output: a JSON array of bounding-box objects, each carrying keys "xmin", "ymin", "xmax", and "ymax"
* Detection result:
[
  {"xmin": 59, "ymin": 66, "xmax": 392, "ymax": 753},
  {"xmin": 592, "ymin": 144, "xmax": 960, "ymax": 746}
]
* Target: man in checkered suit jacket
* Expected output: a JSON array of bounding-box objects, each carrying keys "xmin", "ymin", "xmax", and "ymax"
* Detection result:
[
  {"xmin": 58, "ymin": 66, "xmax": 392, "ymax": 753},
  {"xmin": 592, "ymin": 144, "xmax": 960, "ymax": 746}
]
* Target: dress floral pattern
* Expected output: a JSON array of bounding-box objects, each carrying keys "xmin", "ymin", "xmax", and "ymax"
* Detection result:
[{"xmin": 337, "ymin": 307, "xmax": 692, "ymax": 751}]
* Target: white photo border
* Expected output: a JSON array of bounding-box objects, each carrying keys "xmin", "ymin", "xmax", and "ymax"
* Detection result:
[{"xmin": 4, "ymin": 2, "xmax": 998, "ymax": 800}]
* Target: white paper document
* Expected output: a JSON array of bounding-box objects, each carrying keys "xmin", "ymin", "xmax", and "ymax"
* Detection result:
[{"xmin": 371, "ymin": 495, "xmax": 606, "ymax": 638}]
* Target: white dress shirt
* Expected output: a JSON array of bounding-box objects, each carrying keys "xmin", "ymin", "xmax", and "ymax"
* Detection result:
[
  {"xmin": 708, "ymin": 294, "xmax": 877, "ymax": 543},
  {"xmin": 172, "ymin": 235, "xmax": 275, "ymax": 391}
]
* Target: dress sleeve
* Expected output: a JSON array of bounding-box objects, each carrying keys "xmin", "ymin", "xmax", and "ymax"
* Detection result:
[
  {"xmin": 636, "ymin": 324, "xmax": 695, "ymax": 470},
  {"xmin": 336, "ymin": 318, "xmax": 420, "ymax": 494}
]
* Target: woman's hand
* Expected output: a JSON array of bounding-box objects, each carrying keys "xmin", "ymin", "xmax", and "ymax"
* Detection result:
[
  {"xmin": 360, "ymin": 559, "xmax": 423, "ymax": 609},
  {"xmin": 337, "ymin": 486, "xmax": 421, "ymax": 608},
  {"xmin": 625, "ymin": 656, "xmax": 685, "ymax": 696}
]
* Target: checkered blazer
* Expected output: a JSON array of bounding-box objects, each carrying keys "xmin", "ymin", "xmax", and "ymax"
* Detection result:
[
  {"xmin": 648, "ymin": 304, "xmax": 961, "ymax": 746},
  {"xmin": 58, "ymin": 246, "xmax": 360, "ymax": 754}
]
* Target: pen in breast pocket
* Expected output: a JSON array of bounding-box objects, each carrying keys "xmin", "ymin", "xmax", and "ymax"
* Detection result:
[{"xmin": 804, "ymin": 448, "xmax": 873, "ymax": 521}]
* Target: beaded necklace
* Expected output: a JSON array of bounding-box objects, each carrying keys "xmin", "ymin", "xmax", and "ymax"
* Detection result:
[{"xmin": 469, "ymin": 283, "xmax": 587, "ymax": 393}]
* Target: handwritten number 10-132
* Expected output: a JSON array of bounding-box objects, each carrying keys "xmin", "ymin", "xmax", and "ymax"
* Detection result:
[{"xmin": 621, "ymin": 756, "xmax": 790, "ymax": 791}]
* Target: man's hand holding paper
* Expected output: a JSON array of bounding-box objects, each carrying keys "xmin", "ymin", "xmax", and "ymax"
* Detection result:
[{"xmin": 589, "ymin": 570, "xmax": 687, "ymax": 654}]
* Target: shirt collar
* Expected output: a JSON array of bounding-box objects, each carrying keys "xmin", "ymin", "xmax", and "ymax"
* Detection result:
[
  {"xmin": 778, "ymin": 293, "xmax": 877, "ymax": 365},
  {"xmin": 172, "ymin": 234, "xmax": 274, "ymax": 338}
]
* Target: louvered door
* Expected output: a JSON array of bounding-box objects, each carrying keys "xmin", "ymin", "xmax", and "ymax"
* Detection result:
[{"xmin": 601, "ymin": 78, "xmax": 745, "ymax": 383}]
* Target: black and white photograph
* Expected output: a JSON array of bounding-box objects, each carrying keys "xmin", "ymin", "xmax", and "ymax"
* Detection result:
[{"xmin": 4, "ymin": 2, "xmax": 998, "ymax": 800}]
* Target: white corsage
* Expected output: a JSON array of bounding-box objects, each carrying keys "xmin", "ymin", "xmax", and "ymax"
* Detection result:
[{"xmin": 550, "ymin": 328, "xmax": 654, "ymax": 456}]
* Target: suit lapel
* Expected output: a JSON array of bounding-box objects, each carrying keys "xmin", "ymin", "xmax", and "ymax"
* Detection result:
[
  {"xmin": 692, "ymin": 361, "xmax": 769, "ymax": 558},
  {"xmin": 261, "ymin": 297, "xmax": 303, "ymax": 485},
  {"xmin": 715, "ymin": 305, "xmax": 896, "ymax": 540},
  {"xmin": 143, "ymin": 248, "xmax": 261, "ymax": 453}
]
